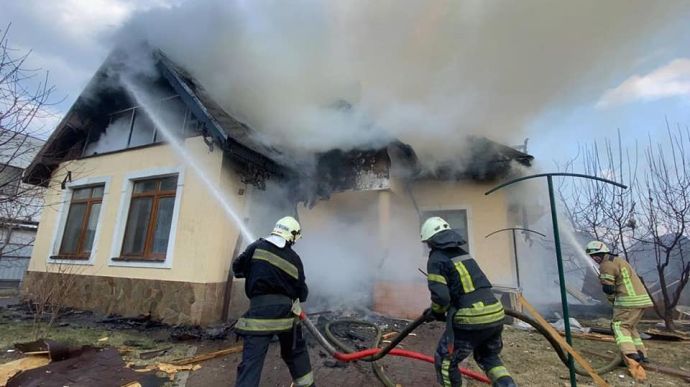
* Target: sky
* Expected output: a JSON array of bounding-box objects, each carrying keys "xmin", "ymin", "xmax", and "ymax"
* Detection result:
[{"xmin": 2, "ymin": 0, "xmax": 690, "ymax": 169}]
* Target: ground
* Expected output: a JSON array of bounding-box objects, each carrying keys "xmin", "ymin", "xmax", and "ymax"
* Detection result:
[
  {"xmin": 1, "ymin": 295, "xmax": 689, "ymax": 386},
  {"xmin": 185, "ymin": 322, "xmax": 690, "ymax": 387}
]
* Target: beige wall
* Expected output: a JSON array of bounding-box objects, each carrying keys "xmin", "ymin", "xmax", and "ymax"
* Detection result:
[
  {"xmin": 294, "ymin": 179, "xmax": 515, "ymax": 287},
  {"xmin": 28, "ymin": 137, "xmax": 246, "ymax": 285},
  {"xmin": 299, "ymin": 178, "xmax": 515, "ymax": 287},
  {"xmin": 398, "ymin": 179, "xmax": 516, "ymax": 287},
  {"xmin": 293, "ymin": 178, "xmax": 515, "ymax": 317}
]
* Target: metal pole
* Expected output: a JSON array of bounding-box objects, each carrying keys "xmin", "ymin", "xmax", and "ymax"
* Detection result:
[
  {"xmin": 512, "ymin": 228, "xmax": 521, "ymax": 289},
  {"xmin": 547, "ymin": 175, "xmax": 577, "ymax": 386}
]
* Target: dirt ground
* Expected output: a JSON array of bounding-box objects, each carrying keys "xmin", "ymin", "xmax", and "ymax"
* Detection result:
[
  {"xmin": 1, "ymin": 297, "xmax": 689, "ymax": 386},
  {"xmin": 185, "ymin": 322, "xmax": 690, "ymax": 387}
]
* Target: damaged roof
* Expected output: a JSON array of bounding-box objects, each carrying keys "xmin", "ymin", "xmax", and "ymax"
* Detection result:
[
  {"xmin": 24, "ymin": 47, "xmax": 533, "ymax": 198},
  {"xmin": 154, "ymin": 52, "xmax": 286, "ymax": 179},
  {"xmin": 23, "ymin": 48, "xmax": 289, "ymax": 187}
]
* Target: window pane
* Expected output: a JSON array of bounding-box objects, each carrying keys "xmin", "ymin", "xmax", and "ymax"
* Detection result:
[
  {"xmin": 158, "ymin": 96, "xmax": 186, "ymax": 139},
  {"xmin": 83, "ymin": 110, "xmax": 132, "ymax": 156},
  {"xmin": 72, "ymin": 188, "xmax": 91, "ymax": 200},
  {"xmin": 91, "ymin": 186, "xmax": 104, "ymax": 198},
  {"xmin": 184, "ymin": 111, "xmax": 203, "ymax": 137},
  {"xmin": 133, "ymin": 179, "xmax": 159, "ymax": 194},
  {"xmin": 129, "ymin": 109, "xmax": 156, "ymax": 148},
  {"xmin": 152, "ymin": 197, "xmax": 175, "ymax": 254},
  {"xmin": 160, "ymin": 176, "xmax": 178, "ymax": 191},
  {"xmin": 0, "ymin": 166, "xmax": 22, "ymax": 196},
  {"xmin": 60, "ymin": 203, "xmax": 87, "ymax": 254},
  {"xmin": 82, "ymin": 203, "xmax": 101, "ymax": 253},
  {"xmin": 122, "ymin": 198, "xmax": 153, "ymax": 255}
]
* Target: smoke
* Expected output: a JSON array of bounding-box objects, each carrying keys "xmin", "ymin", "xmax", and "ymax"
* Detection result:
[
  {"xmin": 114, "ymin": 0, "xmax": 689, "ymax": 168},
  {"xmin": 245, "ymin": 183, "xmax": 424, "ymax": 311},
  {"xmin": 504, "ymin": 164, "xmax": 604, "ymax": 309},
  {"xmin": 103, "ymin": 1, "xmax": 689, "ymax": 312}
]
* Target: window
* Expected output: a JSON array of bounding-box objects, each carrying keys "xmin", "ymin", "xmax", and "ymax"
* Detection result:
[
  {"xmin": 421, "ymin": 209, "xmax": 470, "ymax": 251},
  {"xmin": 82, "ymin": 95, "xmax": 203, "ymax": 157},
  {"xmin": 0, "ymin": 166, "xmax": 23, "ymax": 196},
  {"xmin": 119, "ymin": 175, "xmax": 178, "ymax": 261},
  {"xmin": 57, "ymin": 185, "xmax": 104, "ymax": 259}
]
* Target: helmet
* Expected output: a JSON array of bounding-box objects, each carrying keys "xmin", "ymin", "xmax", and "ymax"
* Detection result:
[
  {"xmin": 585, "ymin": 240, "xmax": 609, "ymax": 255},
  {"xmin": 421, "ymin": 216, "xmax": 451, "ymax": 242},
  {"xmin": 271, "ymin": 216, "xmax": 302, "ymax": 243}
]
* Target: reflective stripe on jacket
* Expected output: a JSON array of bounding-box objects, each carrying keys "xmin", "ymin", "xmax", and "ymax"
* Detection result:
[
  {"xmin": 426, "ymin": 230, "xmax": 504, "ymax": 329},
  {"xmin": 232, "ymin": 238, "xmax": 309, "ymax": 335},
  {"xmin": 599, "ymin": 254, "xmax": 652, "ymax": 308}
]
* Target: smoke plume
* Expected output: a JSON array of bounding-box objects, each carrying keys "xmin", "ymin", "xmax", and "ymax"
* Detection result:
[
  {"xmin": 115, "ymin": 0, "xmax": 689, "ymax": 167},
  {"xmin": 107, "ymin": 1, "xmax": 690, "ymax": 312}
]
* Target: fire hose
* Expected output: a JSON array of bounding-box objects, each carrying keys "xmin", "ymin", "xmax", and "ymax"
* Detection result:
[
  {"xmin": 298, "ymin": 311, "xmax": 492, "ymax": 385},
  {"xmin": 298, "ymin": 308, "xmax": 623, "ymax": 386}
]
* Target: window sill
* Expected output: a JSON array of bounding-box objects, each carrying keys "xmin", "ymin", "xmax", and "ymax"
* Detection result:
[
  {"xmin": 49, "ymin": 255, "xmax": 89, "ymax": 261},
  {"xmin": 111, "ymin": 256, "xmax": 166, "ymax": 263}
]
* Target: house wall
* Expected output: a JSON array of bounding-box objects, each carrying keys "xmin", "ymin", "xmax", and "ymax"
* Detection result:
[
  {"xmin": 404, "ymin": 179, "xmax": 515, "ymax": 286},
  {"xmin": 296, "ymin": 190, "xmax": 383, "ymax": 309},
  {"xmin": 287, "ymin": 177, "xmax": 515, "ymax": 319},
  {"xmin": 23, "ymin": 137, "xmax": 247, "ymax": 324},
  {"xmin": 377, "ymin": 178, "xmax": 516, "ymax": 318}
]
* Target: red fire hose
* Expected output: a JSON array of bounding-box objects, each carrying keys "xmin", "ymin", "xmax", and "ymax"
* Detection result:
[
  {"xmin": 334, "ymin": 348, "xmax": 490, "ymax": 382},
  {"xmin": 298, "ymin": 311, "xmax": 491, "ymax": 384}
]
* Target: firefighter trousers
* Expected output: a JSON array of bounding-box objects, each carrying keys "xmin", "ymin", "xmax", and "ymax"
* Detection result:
[
  {"xmin": 612, "ymin": 307, "xmax": 647, "ymax": 356},
  {"xmin": 435, "ymin": 325, "xmax": 515, "ymax": 387},
  {"xmin": 235, "ymin": 325, "xmax": 314, "ymax": 387}
]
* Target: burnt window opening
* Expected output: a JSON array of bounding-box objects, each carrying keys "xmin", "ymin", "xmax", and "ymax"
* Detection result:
[{"xmin": 82, "ymin": 94, "xmax": 203, "ymax": 157}]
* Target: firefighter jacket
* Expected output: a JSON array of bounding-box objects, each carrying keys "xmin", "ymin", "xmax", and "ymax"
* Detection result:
[
  {"xmin": 598, "ymin": 254, "xmax": 652, "ymax": 309},
  {"xmin": 426, "ymin": 229, "xmax": 505, "ymax": 330},
  {"xmin": 232, "ymin": 238, "xmax": 309, "ymax": 335}
]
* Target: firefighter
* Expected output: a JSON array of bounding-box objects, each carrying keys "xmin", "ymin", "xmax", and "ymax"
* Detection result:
[
  {"xmin": 232, "ymin": 216, "xmax": 314, "ymax": 387},
  {"xmin": 421, "ymin": 217, "xmax": 516, "ymax": 387},
  {"xmin": 585, "ymin": 241, "xmax": 653, "ymax": 363}
]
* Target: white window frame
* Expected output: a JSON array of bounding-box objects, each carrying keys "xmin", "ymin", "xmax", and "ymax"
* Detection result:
[
  {"xmin": 109, "ymin": 166, "xmax": 185, "ymax": 269},
  {"xmin": 49, "ymin": 176, "xmax": 112, "ymax": 266},
  {"xmin": 419, "ymin": 205, "xmax": 474, "ymax": 256}
]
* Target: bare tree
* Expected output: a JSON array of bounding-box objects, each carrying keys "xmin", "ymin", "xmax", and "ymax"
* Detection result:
[
  {"xmin": 0, "ymin": 24, "xmax": 54, "ymax": 276},
  {"xmin": 636, "ymin": 124, "xmax": 690, "ymax": 330},
  {"xmin": 24, "ymin": 262, "xmax": 84, "ymax": 339},
  {"xmin": 560, "ymin": 125, "xmax": 690, "ymax": 330},
  {"xmin": 559, "ymin": 130, "xmax": 640, "ymax": 257}
]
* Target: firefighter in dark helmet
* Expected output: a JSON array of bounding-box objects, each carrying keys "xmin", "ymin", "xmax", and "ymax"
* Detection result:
[
  {"xmin": 421, "ymin": 216, "xmax": 516, "ymax": 387},
  {"xmin": 232, "ymin": 216, "xmax": 314, "ymax": 387}
]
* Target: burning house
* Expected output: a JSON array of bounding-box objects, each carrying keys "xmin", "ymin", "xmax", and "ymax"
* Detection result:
[{"xmin": 21, "ymin": 49, "xmax": 533, "ymax": 325}]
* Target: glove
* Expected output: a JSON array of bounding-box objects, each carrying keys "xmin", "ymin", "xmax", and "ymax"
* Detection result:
[{"xmin": 423, "ymin": 307, "xmax": 446, "ymax": 322}]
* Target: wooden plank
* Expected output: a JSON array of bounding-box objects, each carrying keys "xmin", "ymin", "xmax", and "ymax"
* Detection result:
[
  {"xmin": 644, "ymin": 328, "xmax": 690, "ymax": 341},
  {"xmin": 557, "ymin": 331, "xmax": 615, "ymax": 343},
  {"xmin": 581, "ymin": 348, "xmax": 690, "ymax": 383},
  {"xmin": 518, "ymin": 294, "xmax": 611, "ymax": 387},
  {"xmin": 169, "ymin": 344, "xmax": 243, "ymax": 366}
]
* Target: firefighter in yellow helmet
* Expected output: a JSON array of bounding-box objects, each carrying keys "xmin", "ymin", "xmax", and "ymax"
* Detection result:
[
  {"xmin": 232, "ymin": 216, "xmax": 314, "ymax": 387},
  {"xmin": 585, "ymin": 240, "xmax": 653, "ymax": 363},
  {"xmin": 421, "ymin": 217, "xmax": 515, "ymax": 387}
]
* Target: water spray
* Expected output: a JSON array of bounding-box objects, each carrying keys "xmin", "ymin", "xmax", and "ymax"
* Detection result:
[{"xmin": 121, "ymin": 77, "xmax": 256, "ymax": 242}]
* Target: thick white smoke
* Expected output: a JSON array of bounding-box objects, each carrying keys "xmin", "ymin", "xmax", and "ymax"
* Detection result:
[
  {"xmin": 115, "ymin": 0, "xmax": 689, "ymax": 167},
  {"xmin": 107, "ymin": 1, "xmax": 690, "ymax": 312}
]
